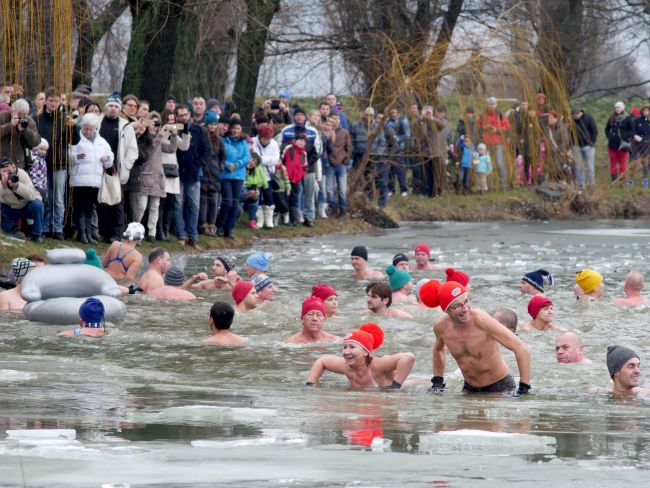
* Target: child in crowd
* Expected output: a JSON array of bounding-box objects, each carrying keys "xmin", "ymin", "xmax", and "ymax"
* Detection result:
[
  {"xmin": 456, "ymin": 134, "xmax": 472, "ymax": 193},
  {"xmin": 272, "ymin": 156, "xmax": 291, "ymax": 226},
  {"xmin": 474, "ymin": 143, "xmax": 492, "ymax": 194},
  {"xmin": 242, "ymin": 152, "xmax": 267, "ymax": 229},
  {"xmin": 29, "ymin": 138, "xmax": 49, "ymax": 200},
  {"xmin": 283, "ymin": 133, "xmax": 308, "ymax": 226}
]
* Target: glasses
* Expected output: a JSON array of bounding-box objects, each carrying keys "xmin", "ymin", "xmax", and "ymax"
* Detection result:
[
  {"xmin": 448, "ymin": 297, "xmax": 471, "ymax": 311},
  {"xmin": 124, "ymin": 102, "xmax": 138, "ymax": 108}
]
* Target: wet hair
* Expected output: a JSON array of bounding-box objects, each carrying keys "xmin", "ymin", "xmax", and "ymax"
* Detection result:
[
  {"xmin": 148, "ymin": 247, "xmax": 169, "ymax": 263},
  {"xmin": 365, "ymin": 281, "xmax": 392, "ymax": 307},
  {"xmin": 494, "ymin": 308, "xmax": 518, "ymax": 333},
  {"xmin": 26, "ymin": 254, "xmax": 45, "ymax": 264},
  {"xmin": 210, "ymin": 301, "xmax": 235, "ymax": 330}
]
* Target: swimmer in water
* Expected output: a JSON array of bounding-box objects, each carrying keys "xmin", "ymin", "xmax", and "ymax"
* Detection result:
[
  {"xmin": 574, "ymin": 268, "xmax": 604, "ymax": 301},
  {"xmin": 245, "ymin": 252, "xmax": 270, "ymax": 278},
  {"xmin": 147, "ymin": 265, "xmax": 197, "ymax": 301},
  {"xmin": 58, "ymin": 297, "xmax": 107, "ymax": 337},
  {"xmin": 252, "ymin": 274, "xmax": 276, "ymax": 305},
  {"xmin": 311, "ymin": 284, "xmax": 339, "ymax": 318},
  {"xmin": 411, "ymin": 243, "xmax": 436, "ymax": 271},
  {"xmin": 350, "ymin": 246, "xmax": 383, "ymax": 280},
  {"xmin": 284, "ymin": 296, "xmax": 341, "ymax": 344},
  {"xmin": 612, "ymin": 271, "xmax": 649, "ymax": 307},
  {"xmin": 202, "ymin": 301, "xmax": 246, "ymax": 346},
  {"xmin": 386, "ymin": 265, "xmax": 415, "ymax": 304},
  {"xmin": 493, "ymin": 308, "xmax": 518, "ymax": 334},
  {"xmin": 0, "ymin": 258, "xmax": 35, "ymax": 312},
  {"xmin": 392, "ymin": 253, "xmax": 410, "ymax": 271},
  {"xmin": 103, "ymin": 222, "xmax": 144, "ymax": 284},
  {"xmin": 606, "ymin": 345, "xmax": 650, "ymax": 396},
  {"xmin": 192, "ymin": 256, "xmax": 239, "ymax": 291},
  {"xmin": 520, "ymin": 296, "xmax": 566, "ymax": 331},
  {"xmin": 232, "ymin": 280, "xmax": 258, "ymax": 313},
  {"xmin": 365, "ymin": 281, "xmax": 413, "ymax": 318},
  {"xmin": 139, "ymin": 247, "xmax": 171, "ymax": 293},
  {"xmin": 555, "ymin": 332, "xmax": 593, "ymax": 364},
  {"xmin": 519, "ymin": 269, "xmax": 553, "ymax": 296},
  {"xmin": 306, "ymin": 323, "xmax": 415, "ymax": 388}
]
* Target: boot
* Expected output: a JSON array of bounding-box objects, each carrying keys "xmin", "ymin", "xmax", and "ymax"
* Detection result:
[
  {"xmin": 200, "ymin": 223, "xmax": 210, "ymax": 235},
  {"xmin": 282, "ymin": 212, "xmax": 290, "ymax": 225},
  {"xmin": 256, "ymin": 207, "xmax": 264, "ymax": 228},
  {"xmin": 209, "ymin": 224, "xmax": 218, "ymax": 236},
  {"xmin": 289, "ymin": 207, "xmax": 300, "ymax": 226},
  {"xmin": 273, "ymin": 212, "xmax": 280, "ymax": 227},
  {"xmin": 627, "ymin": 179, "xmax": 634, "ymax": 187},
  {"xmin": 85, "ymin": 218, "xmax": 97, "ymax": 244},
  {"xmin": 611, "ymin": 173, "xmax": 618, "ymax": 182},
  {"xmin": 263, "ymin": 205, "xmax": 275, "ymax": 228},
  {"xmin": 338, "ymin": 207, "xmax": 347, "ymax": 219},
  {"xmin": 318, "ymin": 203, "xmax": 328, "ymax": 219},
  {"xmin": 247, "ymin": 219, "xmax": 257, "ymax": 229},
  {"xmin": 77, "ymin": 219, "xmax": 89, "ymax": 244},
  {"xmin": 642, "ymin": 179, "xmax": 649, "ymax": 190}
]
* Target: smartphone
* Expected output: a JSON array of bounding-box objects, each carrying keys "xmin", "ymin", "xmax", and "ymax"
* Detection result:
[{"xmin": 270, "ymin": 99, "xmax": 280, "ymax": 110}]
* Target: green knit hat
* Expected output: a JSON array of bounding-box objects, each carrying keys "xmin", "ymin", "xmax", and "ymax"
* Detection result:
[{"xmin": 386, "ymin": 264, "xmax": 411, "ymax": 291}]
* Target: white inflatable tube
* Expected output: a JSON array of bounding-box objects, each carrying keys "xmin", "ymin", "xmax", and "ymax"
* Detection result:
[{"xmin": 23, "ymin": 296, "xmax": 126, "ymax": 325}]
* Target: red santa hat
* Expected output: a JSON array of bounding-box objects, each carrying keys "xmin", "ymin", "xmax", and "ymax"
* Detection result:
[
  {"xmin": 311, "ymin": 284, "xmax": 337, "ymax": 301},
  {"xmin": 420, "ymin": 280, "xmax": 468, "ymax": 312},
  {"xmin": 301, "ymin": 296, "xmax": 327, "ymax": 318},
  {"xmin": 527, "ymin": 296, "xmax": 552, "ymax": 319},
  {"xmin": 445, "ymin": 267, "xmax": 470, "ymax": 286},
  {"xmin": 231, "ymin": 280, "xmax": 254, "ymax": 305},
  {"xmin": 414, "ymin": 243, "xmax": 430, "ymax": 257},
  {"xmin": 343, "ymin": 323, "xmax": 384, "ymax": 354}
]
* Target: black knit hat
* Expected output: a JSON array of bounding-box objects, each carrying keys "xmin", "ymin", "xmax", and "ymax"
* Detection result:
[{"xmin": 351, "ymin": 246, "xmax": 368, "ymax": 261}]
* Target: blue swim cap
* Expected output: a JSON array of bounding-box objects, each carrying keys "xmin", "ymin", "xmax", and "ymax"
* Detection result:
[
  {"xmin": 79, "ymin": 297, "xmax": 105, "ymax": 326},
  {"xmin": 246, "ymin": 252, "xmax": 270, "ymax": 271}
]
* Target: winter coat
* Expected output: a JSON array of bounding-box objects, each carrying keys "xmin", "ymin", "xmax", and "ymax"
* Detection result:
[
  {"xmin": 202, "ymin": 132, "xmax": 224, "ymax": 192},
  {"xmin": 272, "ymin": 163, "xmax": 291, "ymax": 193},
  {"xmin": 349, "ymin": 121, "xmax": 386, "ymax": 155},
  {"xmin": 0, "ymin": 168, "xmax": 42, "ymax": 209},
  {"xmin": 97, "ymin": 114, "xmax": 138, "ymax": 185},
  {"xmin": 162, "ymin": 132, "xmax": 189, "ymax": 195},
  {"xmin": 571, "ymin": 111, "xmax": 598, "ymax": 147},
  {"xmin": 329, "ymin": 127, "xmax": 351, "ymax": 167},
  {"xmin": 177, "ymin": 122, "xmax": 211, "ymax": 184},
  {"xmin": 283, "ymin": 143, "xmax": 308, "ymax": 184},
  {"xmin": 128, "ymin": 130, "xmax": 176, "ymax": 198},
  {"xmin": 280, "ymin": 123, "xmax": 322, "ymax": 166},
  {"xmin": 386, "ymin": 116, "xmax": 410, "ymax": 151},
  {"xmin": 456, "ymin": 136, "xmax": 472, "ymax": 169},
  {"xmin": 70, "ymin": 133, "xmax": 114, "ymax": 188},
  {"xmin": 474, "ymin": 153, "xmax": 492, "ymax": 174},
  {"xmin": 243, "ymin": 165, "xmax": 268, "ymax": 190},
  {"xmin": 0, "ymin": 112, "xmax": 41, "ymax": 170},
  {"xmin": 633, "ymin": 116, "xmax": 650, "ymax": 157},
  {"xmin": 221, "ymin": 135, "xmax": 250, "ymax": 182},
  {"xmin": 418, "ymin": 117, "xmax": 445, "ymax": 158},
  {"xmin": 478, "ymin": 110, "xmax": 510, "ymax": 146},
  {"xmin": 251, "ymin": 136, "xmax": 280, "ymax": 181},
  {"xmin": 605, "ymin": 113, "xmax": 634, "ymax": 150}
]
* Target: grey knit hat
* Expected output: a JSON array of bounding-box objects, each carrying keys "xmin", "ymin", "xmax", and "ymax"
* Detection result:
[
  {"xmin": 607, "ymin": 345, "xmax": 639, "ymax": 378},
  {"xmin": 164, "ymin": 265, "xmax": 185, "ymax": 287},
  {"xmin": 252, "ymin": 273, "xmax": 272, "ymax": 293},
  {"xmin": 216, "ymin": 255, "xmax": 235, "ymax": 273}
]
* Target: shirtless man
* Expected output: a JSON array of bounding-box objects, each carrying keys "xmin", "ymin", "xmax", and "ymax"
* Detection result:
[
  {"xmin": 252, "ymin": 274, "xmax": 276, "ymax": 305},
  {"xmin": 607, "ymin": 345, "xmax": 650, "ymax": 395},
  {"xmin": 392, "ymin": 253, "xmax": 410, "ymax": 271},
  {"xmin": 520, "ymin": 296, "xmax": 566, "ymax": 332},
  {"xmin": 493, "ymin": 308, "xmax": 518, "ymax": 334},
  {"xmin": 245, "ymin": 252, "xmax": 270, "ymax": 278},
  {"xmin": 412, "ymin": 243, "xmax": 435, "ymax": 271},
  {"xmin": 202, "ymin": 301, "xmax": 246, "ymax": 346},
  {"xmin": 421, "ymin": 280, "xmax": 531, "ymax": 394},
  {"xmin": 147, "ymin": 265, "xmax": 197, "ymax": 301},
  {"xmin": 139, "ymin": 248, "xmax": 171, "ymax": 294},
  {"xmin": 386, "ymin": 265, "xmax": 415, "ymax": 304},
  {"xmin": 58, "ymin": 297, "xmax": 107, "ymax": 337},
  {"xmin": 574, "ymin": 268, "xmax": 604, "ymax": 301},
  {"xmin": 103, "ymin": 222, "xmax": 144, "ymax": 283},
  {"xmin": 232, "ymin": 280, "xmax": 258, "ymax": 313},
  {"xmin": 519, "ymin": 269, "xmax": 553, "ymax": 296},
  {"xmin": 284, "ymin": 296, "xmax": 341, "ymax": 344},
  {"xmin": 0, "ymin": 258, "xmax": 35, "ymax": 312},
  {"xmin": 306, "ymin": 323, "xmax": 415, "ymax": 388},
  {"xmin": 613, "ymin": 271, "xmax": 649, "ymax": 307},
  {"xmin": 192, "ymin": 256, "xmax": 239, "ymax": 291},
  {"xmin": 311, "ymin": 284, "xmax": 338, "ymax": 318},
  {"xmin": 365, "ymin": 281, "xmax": 413, "ymax": 319},
  {"xmin": 555, "ymin": 332, "xmax": 593, "ymax": 364},
  {"xmin": 350, "ymin": 246, "xmax": 383, "ymax": 280}
]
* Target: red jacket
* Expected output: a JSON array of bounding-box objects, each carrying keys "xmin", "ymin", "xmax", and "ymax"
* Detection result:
[
  {"xmin": 283, "ymin": 143, "xmax": 307, "ymax": 184},
  {"xmin": 478, "ymin": 110, "xmax": 510, "ymax": 146}
]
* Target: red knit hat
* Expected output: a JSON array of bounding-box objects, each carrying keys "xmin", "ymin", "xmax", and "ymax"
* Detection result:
[
  {"xmin": 445, "ymin": 268, "xmax": 470, "ymax": 286},
  {"xmin": 527, "ymin": 296, "xmax": 552, "ymax": 319},
  {"xmin": 232, "ymin": 280, "xmax": 254, "ymax": 305},
  {"xmin": 311, "ymin": 284, "xmax": 337, "ymax": 301},
  {"xmin": 343, "ymin": 323, "xmax": 384, "ymax": 353},
  {"xmin": 420, "ymin": 280, "xmax": 468, "ymax": 312},
  {"xmin": 301, "ymin": 296, "xmax": 326, "ymax": 318},
  {"xmin": 414, "ymin": 243, "xmax": 430, "ymax": 257}
]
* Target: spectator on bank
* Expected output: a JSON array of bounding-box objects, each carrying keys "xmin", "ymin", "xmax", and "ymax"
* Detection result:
[
  {"xmin": 418, "ymin": 105, "xmax": 445, "ymax": 197},
  {"xmin": 70, "ymin": 113, "xmax": 114, "ymax": 244},
  {"xmin": 283, "ymin": 133, "xmax": 308, "ymax": 226},
  {"xmin": 251, "ymin": 125, "xmax": 280, "ymax": 229},
  {"xmin": 326, "ymin": 93, "xmax": 349, "ymax": 130},
  {"xmin": 0, "ymin": 98, "xmax": 41, "ymax": 169},
  {"xmin": 326, "ymin": 112, "xmax": 351, "ymax": 218},
  {"xmin": 200, "ymin": 110, "xmax": 224, "ymax": 237},
  {"xmin": 385, "ymin": 107, "xmax": 410, "ymax": 197},
  {"xmin": 478, "ymin": 97, "xmax": 511, "ymax": 190},
  {"xmin": 241, "ymin": 152, "xmax": 266, "ymax": 229},
  {"xmin": 571, "ymin": 107, "xmax": 598, "ymax": 189},
  {"xmin": 510, "ymin": 101, "xmax": 537, "ymax": 187},
  {"xmin": 0, "ymin": 157, "xmax": 44, "ymax": 242},
  {"xmin": 605, "ymin": 101, "xmax": 635, "ymax": 184},
  {"xmin": 28, "ymin": 138, "xmax": 49, "ymax": 200},
  {"xmin": 546, "ymin": 111, "xmax": 571, "ymax": 181},
  {"xmin": 633, "ymin": 105, "xmax": 650, "ymax": 189}
]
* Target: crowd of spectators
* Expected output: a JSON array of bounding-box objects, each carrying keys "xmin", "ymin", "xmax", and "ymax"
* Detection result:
[{"xmin": 0, "ymin": 81, "xmax": 649, "ymax": 245}]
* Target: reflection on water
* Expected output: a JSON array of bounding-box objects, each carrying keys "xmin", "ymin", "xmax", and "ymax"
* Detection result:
[{"xmin": 1, "ymin": 220, "xmax": 650, "ymax": 485}]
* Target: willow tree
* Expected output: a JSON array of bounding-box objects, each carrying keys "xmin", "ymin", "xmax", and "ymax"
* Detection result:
[{"xmin": 121, "ymin": 0, "xmax": 186, "ymax": 109}]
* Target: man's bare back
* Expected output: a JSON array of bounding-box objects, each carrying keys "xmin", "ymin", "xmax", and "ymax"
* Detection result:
[
  {"xmin": 613, "ymin": 296, "xmax": 649, "ymax": 307},
  {"xmin": 354, "ymin": 269, "xmax": 383, "ymax": 280},
  {"xmin": 139, "ymin": 269, "xmax": 164, "ymax": 294},
  {"xmin": 284, "ymin": 330, "xmax": 341, "ymax": 344},
  {"xmin": 203, "ymin": 332, "xmax": 246, "ymax": 346},
  {"xmin": 0, "ymin": 287, "xmax": 26, "ymax": 312},
  {"xmin": 147, "ymin": 286, "xmax": 196, "ymax": 301}
]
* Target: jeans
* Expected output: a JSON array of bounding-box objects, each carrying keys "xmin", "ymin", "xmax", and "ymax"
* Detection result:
[
  {"xmin": 389, "ymin": 155, "xmax": 407, "ymax": 193},
  {"xmin": 302, "ymin": 173, "xmax": 316, "ymax": 220},
  {"xmin": 200, "ymin": 187, "xmax": 220, "ymax": 227},
  {"xmin": 326, "ymin": 165, "xmax": 347, "ymax": 208},
  {"xmin": 364, "ymin": 160, "xmax": 389, "ymax": 207},
  {"xmin": 43, "ymin": 169, "xmax": 66, "ymax": 233},
  {"xmin": 217, "ymin": 179, "xmax": 244, "ymax": 236},
  {"xmin": 488, "ymin": 144, "xmax": 506, "ymax": 189},
  {"xmin": 160, "ymin": 194, "xmax": 184, "ymax": 238},
  {"xmin": 179, "ymin": 179, "xmax": 201, "ymax": 241},
  {"xmin": 242, "ymin": 193, "xmax": 259, "ymax": 220},
  {"xmin": 318, "ymin": 171, "xmax": 327, "ymax": 205},
  {"xmin": 1, "ymin": 200, "xmax": 44, "ymax": 236},
  {"xmin": 98, "ymin": 185, "xmax": 125, "ymax": 240},
  {"xmin": 573, "ymin": 145, "xmax": 596, "ymax": 187},
  {"xmin": 260, "ymin": 186, "xmax": 274, "ymax": 206}
]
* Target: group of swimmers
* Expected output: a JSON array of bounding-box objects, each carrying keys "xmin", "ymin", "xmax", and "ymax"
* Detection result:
[{"xmin": 0, "ymin": 228, "xmax": 646, "ymax": 396}]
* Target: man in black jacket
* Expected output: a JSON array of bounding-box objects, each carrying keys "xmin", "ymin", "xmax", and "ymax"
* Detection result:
[
  {"xmin": 571, "ymin": 108, "xmax": 598, "ymax": 189},
  {"xmin": 36, "ymin": 88, "xmax": 80, "ymax": 239}
]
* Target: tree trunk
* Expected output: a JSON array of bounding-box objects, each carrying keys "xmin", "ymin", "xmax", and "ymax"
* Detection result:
[
  {"xmin": 231, "ymin": 0, "xmax": 280, "ymax": 129},
  {"xmin": 72, "ymin": 0, "xmax": 126, "ymax": 89},
  {"xmin": 122, "ymin": 0, "xmax": 185, "ymax": 109},
  {"xmin": 424, "ymin": 0, "xmax": 464, "ymax": 96}
]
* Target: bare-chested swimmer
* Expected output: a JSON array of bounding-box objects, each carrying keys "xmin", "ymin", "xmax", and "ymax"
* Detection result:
[
  {"xmin": 350, "ymin": 246, "xmax": 383, "ymax": 280},
  {"xmin": 0, "ymin": 258, "xmax": 35, "ymax": 312},
  {"xmin": 203, "ymin": 301, "xmax": 246, "ymax": 346},
  {"xmin": 519, "ymin": 269, "xmax": 553, "ymax": 296},
  {"xmin": 613, "ymin": 271, "xmax": 649, "ymax": 307},
  {"xmin": 284, "ymin": 296, "xmax": 341, "ymax": 344},
  {"xmin": 574, "ymin": 268, "xmax": 604, "ymax": 301},
  {"xmin": 311, "ymin": 284, "xmax": 339, "ymax": 318},
  {"xmin": 138, "ymin": 248, "xmax": 171, "ymax": 294},
  {"xmin": 411, "ymin": 243, "xmax": 436, "ymax": 271},
  {"xmin": 555, "ymin": 332, "xmax": 593, "ymax": 364},
  {"xmin": 192, "ymin": 256, "xmax": 239, "ymax": 291},
  {"xmin": 365, "ymin": 281, "xmax": 413, "ymax": 319},
  {"xmin": 147, "ymin": 265, "xmax": 197, "ymax": 301},
  {"xmin": 421, "ymin": 280, "xmax": 531, "ymax": 394},
  {"xmin": 520, "ymin": 296, "xmax": 566, "ymax": 332},
  {"xmin": 306, "ymin": 323, "xmax": 415, "ymax": 388},
  {"xmin": 606, "ymin": 345, "xmax": 650, "ymax": 396}
]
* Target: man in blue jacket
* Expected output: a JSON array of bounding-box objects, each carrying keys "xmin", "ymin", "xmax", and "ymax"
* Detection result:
[{"xmin": 175, "ymin": 103, "xmax": 212, "ymax": 250}]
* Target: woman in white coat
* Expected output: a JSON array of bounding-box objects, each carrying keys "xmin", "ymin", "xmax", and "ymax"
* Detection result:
[{"xmin": 70, "ymin": 113, "xmax": 114, "ymax": 243}]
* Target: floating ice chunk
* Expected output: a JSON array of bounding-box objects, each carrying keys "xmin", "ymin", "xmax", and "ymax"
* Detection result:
[
  {"xmin": 6, "ymin": 429, "xmax": 76, "ymax": 440},
  {"xmin": 131, "ymin": 405, "xmax": 276, "ymax": 425},
  {"xmin": 191, "ymin": 436, "xmax": 305, "ymax": 449},
  {"xmin": 0, "ymin": 369, "xmax": 34, "ymax": 382},
  {"xmin": 418, "ymin": 430, "xmax": 556, "ymax": 456}
]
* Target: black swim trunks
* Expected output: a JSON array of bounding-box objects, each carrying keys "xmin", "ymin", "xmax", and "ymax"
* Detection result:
[{"xmin": 462, "ymin": 374, "xmax": 516, "ymax": 393}]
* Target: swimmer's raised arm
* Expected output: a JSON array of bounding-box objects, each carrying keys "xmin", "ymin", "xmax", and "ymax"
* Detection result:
[
  {"xmin": 306, "ymin": 355, "xmax": 347, "ymax": 385},
  {"xmin": 432, "ymin": 326, "xmax": 446, "ymax": 377},
  {"xmin": 183, "ymin": 272, "xmax": 208, "ymax": 290},
  {"xmin": 375, "ymin": 352, "xmax": 416, "ymax": 386}
]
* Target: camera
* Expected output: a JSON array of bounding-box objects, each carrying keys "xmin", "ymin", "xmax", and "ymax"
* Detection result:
[
  {"xmin": 270, "ymin": 99, "xmax": 280, "ymax": 110},
  {"xmin": 9, "ymin": 173, "xmax": 19, "ymax": 184},
  {"xmin": 19, "ymin": 117, "xmax": 28, "ymax": 129},
  {"xmin": 154, "ymin": 120, "xmax": 161, "ymax": 128}
]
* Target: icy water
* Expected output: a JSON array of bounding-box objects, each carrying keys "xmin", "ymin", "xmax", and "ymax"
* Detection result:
[{"xmin": 1, "ymin": 220, "xmax": 650, "ymax": 487}]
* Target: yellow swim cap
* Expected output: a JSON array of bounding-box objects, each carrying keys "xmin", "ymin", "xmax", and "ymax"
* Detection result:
[{"xmin": 576, "ymin": 269, "xmax": 603, "ymax": 294}]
